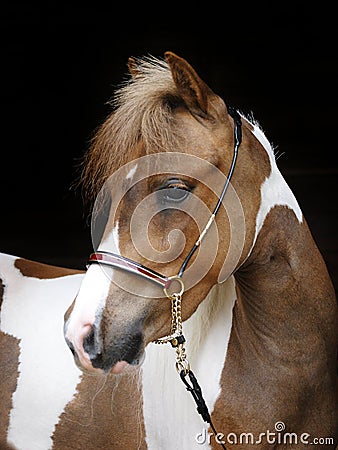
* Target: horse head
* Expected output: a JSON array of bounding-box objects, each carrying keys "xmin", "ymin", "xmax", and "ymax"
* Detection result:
[{"xmin": 64, "ymin": 52, "xmax": 272, "ymax": 375}]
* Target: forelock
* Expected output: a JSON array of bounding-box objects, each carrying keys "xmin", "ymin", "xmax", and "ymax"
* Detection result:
[{"xmin": 80, "ymin": 56, "xmax": 183, "ymax": 202}]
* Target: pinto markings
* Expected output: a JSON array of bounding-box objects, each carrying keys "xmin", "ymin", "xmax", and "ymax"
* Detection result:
[
  {"xmin": 250, "ymin": 121, "xmax": 303, "ymax": 240},
  {"xmin": 99, "ymin": 220, "xmax": 121, "ymax": 255},
  {"xmin": 64, "ymin": 264, "xmax": 112, "ymax": 374},
  {"xmin": 0, "ymin": 253, "xmax": 83, "ymax": 450},
  {"xmin": 14, "ymin": 258, "xmax": 82, "ymax": 279}
]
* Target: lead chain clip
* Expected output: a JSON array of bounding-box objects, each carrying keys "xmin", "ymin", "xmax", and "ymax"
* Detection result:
[{"xmin": 154, "ymin": 280, "xmax": 190, "ymax": 374}]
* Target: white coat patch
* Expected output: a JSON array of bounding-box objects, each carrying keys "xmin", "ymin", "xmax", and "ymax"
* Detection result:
[
  {"xmin": 99, "ymin": 220, "xmax": 120, "ymax": 255},
  {"xmin": 251, "ymin": 121, "xmax": 303, "ymax": 240}
]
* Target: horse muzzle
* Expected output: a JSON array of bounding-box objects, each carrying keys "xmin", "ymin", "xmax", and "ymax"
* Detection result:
[{"xmin": 64, "ymin": 318, "xmax": 145, "ymax": 375}]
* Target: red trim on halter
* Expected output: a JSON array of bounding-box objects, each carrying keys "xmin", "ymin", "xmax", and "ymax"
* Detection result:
[{"xmin": 88, "ymin": 252, "xmax": 171, "ymax": 289}]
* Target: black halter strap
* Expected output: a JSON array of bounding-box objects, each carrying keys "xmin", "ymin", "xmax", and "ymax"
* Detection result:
[{"xmin": 177, "ymin": 106, "xmax": 242, "ymax": 277}]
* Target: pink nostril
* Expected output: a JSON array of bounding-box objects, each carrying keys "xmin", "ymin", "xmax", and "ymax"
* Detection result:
[
  {"xmin": 82, "ymin": 325, "xmax": 97, "ymax": 357},
  {"xmin": 79, "ymin": 324, "xmax": 93, "ymax": 340},
  {"xmin": 65, "ymin": 323, "xmax": 97, "ymax": 371},
  {"xmin": 75, "ymin": 324, "xmax": 93, "ymax": 354}
]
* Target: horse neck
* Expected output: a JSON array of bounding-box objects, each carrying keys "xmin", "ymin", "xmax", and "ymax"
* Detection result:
[
  {"xmin": 183, "ymin": 277, "xmax": 236, "ymax": 366},
  {"xmin": 234, "ymin": 204, "xmax": 337, "ymax": 363}
]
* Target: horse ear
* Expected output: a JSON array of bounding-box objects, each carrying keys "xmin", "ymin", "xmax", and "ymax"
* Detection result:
[
  {"xmin": 128, "ymin": 57, "xmax": 141, "ymax": 77},
  {"xmin": 164, "ymin": 51, "xmax": 226, "ymax": 121}
]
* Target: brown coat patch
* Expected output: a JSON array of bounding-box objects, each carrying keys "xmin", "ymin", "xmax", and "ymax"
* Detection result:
[
  {"xmin": 52, "ymin": 370, "xmax": 146, "ymax": 449},
  {"xmin": 14, "ymin": 258, "xmax": 83, "ymax": 279},
  {"xmin": 212, "ymin": 206, "xmax": 338, "ymax": 447},
  {"xmin": 0, "ymin": 331, "xmax": 20, "ymax": 446}
]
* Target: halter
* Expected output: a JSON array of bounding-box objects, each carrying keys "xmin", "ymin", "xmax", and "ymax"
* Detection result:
[
  {"xmin": 87, "ymin": 107, "xmax": 242, "ymax": 450},
  {"xmin": 88, "ymin": 106, "xmax": 242, "ymax": 294}
]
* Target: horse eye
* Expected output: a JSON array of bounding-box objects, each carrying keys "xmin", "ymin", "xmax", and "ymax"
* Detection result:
[
  {"xmin": 158, "ymin": 179, "xmax": 191, "ymax": 204},
  {"xmin": 164, "ymin": 187, "xmax": 190, "ymax": 203}
]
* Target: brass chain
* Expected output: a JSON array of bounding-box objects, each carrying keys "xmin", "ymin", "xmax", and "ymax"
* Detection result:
[
  {"xmin": 154, "ymin": 293, "xmax": 182, "ymax": 344},
  {"xmin": 154, "ymin": 292, "xmax": 190, "ymax": 374}
]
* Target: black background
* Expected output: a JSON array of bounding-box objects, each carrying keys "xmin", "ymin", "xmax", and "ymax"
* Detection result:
[{"xmin": 0, "ymin": 5, "xmax": 337, "ymax": 294}]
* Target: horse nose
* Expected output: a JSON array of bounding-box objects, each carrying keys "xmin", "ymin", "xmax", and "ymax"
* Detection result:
[
  {"xmin": 83, "ymin": 327, "xmax": 101, "ymax": 359},
  {"xmin": 83, "ymin": 328, "xmax": 94, "ymax": 354},
  {"xmin": 65, "ymin": 336, "xmax": 75, "ymax": 356},
  {"xmin": 64, "ymin": 322, "xmax": 102, "ymax": 372}
]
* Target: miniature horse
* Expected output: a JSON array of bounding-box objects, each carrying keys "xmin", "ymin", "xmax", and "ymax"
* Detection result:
[
  {"xmin": 1, "ymin": 51, "xmax": 337, "ymax": 449},
  {"xmin": 64, "ymin": 52, "xmax": 337, "ymax": 448}
]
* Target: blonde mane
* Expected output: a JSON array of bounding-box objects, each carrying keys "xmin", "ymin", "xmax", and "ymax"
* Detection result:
[{"xmin": 80, "ymin": 56, "xmax": 183, "ymax": 202}]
